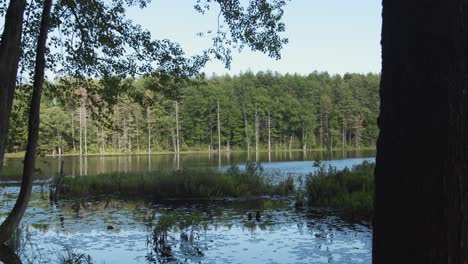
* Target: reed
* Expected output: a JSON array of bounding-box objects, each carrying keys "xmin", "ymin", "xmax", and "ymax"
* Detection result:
[{"xmin": 62, "ymin": 164, "xmax": 295, "ymax": 199}]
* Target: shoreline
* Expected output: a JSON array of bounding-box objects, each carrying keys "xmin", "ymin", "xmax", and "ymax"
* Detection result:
[{"xmin": 5, "ymin": 147, "xmax": 376, "ymax": 159}]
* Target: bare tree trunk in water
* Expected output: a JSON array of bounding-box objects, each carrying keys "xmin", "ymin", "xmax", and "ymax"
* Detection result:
[
  {"xmin": 0, "ymin": 0, "xmax": 52, "ymax": 243},
  {"xmin": 128, "ymin": 112, "xmax": 132, "ymax": 153},
  {"xmin": 209, "ymin": 128, "xmax": 213, "ymax": 152},
  {"xmin": 289, "ymin": 135, "xmax": 293, "ymax": 152},
  {"xmin": 79, "ymin": 104, "xmax": 83, "ymax": 156},
  {"xmin": 342, "ymin": 119, "xmax": 346, "ymax": 149},
  {"xmin": 217, "ymin": 100, "xmax": 221, "ymax": 152},
  {"xmin": 325, "ymin": 113, "xmax": 330, "ymax": 151},
  {"xmin": 255, "ymin": 105, "xmax": 259, "ymax": 153},
  {"xmin": 319, "ymin": 113, "xmax": 323, "ymax": 150},
  {"xmin": 84, "ymin": 105, "xmax": 88, "ymax": 156},
  {"xmin": 136, "ymin": 121, "xmax": 140, "ymax": 154},
  {"xmin": 71, "ymin": 110, "xmax": 76, "ymax": 152},
  {"xmin": 175, "ymin": 101, "xmax": 180, "ymax": 153},
  {"xmin": 0, "ymin": 0, "xmax": 27, "ymax": 178},
  {"xmin": 374, "ymin": 1, "xmax": 468, "ymax": 263},
  {"xmin": 243, "ymin": 105, "xmax": 250, "ymax": 153},
  {"xmin": 171, "ymin": 125, "xmax": 176, "ymax": 153},
  {"xmin": 302, "ymin": 129, "xmax": 307, "ymax": 152},
  {"xmin": 268, "ymin": 111, "xmax": 271, "ymax": 153},
  {"xmin": 147, "ymin": 106, "xmax": 151, "ymax": 154}
]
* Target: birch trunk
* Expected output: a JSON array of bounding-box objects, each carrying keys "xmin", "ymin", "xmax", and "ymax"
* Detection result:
[
  {"xmin": 217, "ymin": 100, "xmax": 221, "ymax": 152},
  {"xmin": 175, "ymin": 101, "xmax": 180, "ymax": 153}
]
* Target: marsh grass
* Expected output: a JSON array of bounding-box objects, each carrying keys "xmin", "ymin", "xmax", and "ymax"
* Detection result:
[
  {"xmin": 61, "ymin": 164, "xmax": 295, "ymax": 199},
  {"xmin": 306, "ymin": 161, "xmax": 374, "ymax": 215},
  {"xmin": 58, "ymin": 246, "xmax": 93, "ymax": 264}
]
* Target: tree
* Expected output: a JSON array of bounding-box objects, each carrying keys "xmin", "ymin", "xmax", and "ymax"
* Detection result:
[
  {"xmin": 0, "ymin": 0, "xmax": 289, "ymax": 243},
  {"xmin": 373, "ymin": 1, "xmax": 468, "ymax": 262},
  {"xmin": 7, "ymin": 71, "xmax": 382, "ymax": 154},
  {"xmin": 0, "ymin": 0, "xmax": 52, "ymax": 243},
  {"xmin": 0, "ymin": 0, "xmax": 27, "ymax": 177}
]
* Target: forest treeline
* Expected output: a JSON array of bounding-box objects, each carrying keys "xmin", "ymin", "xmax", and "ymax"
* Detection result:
[{"xmin": 6, "ymin": 71, "xmax": 380, "ymax": 155}]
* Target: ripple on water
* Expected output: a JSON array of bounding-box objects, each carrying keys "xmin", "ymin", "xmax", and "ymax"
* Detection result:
[{"xmin": 0, "ymin": 186, "xmax": 371, "ymax": 263}]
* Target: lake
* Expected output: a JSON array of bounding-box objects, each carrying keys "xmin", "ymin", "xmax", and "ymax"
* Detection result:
[
  {"xmin": 0, "ymin": 150, "xmax": 375, "ymax": 263},
  {"xmin": 2, "ymin": 150, "xmax": 375, "ymax": 181}
]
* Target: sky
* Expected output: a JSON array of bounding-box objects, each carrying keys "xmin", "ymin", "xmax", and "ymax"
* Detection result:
[{"xmin": 126, "ymin": 0, "xmax": 382, "ymax": 76}]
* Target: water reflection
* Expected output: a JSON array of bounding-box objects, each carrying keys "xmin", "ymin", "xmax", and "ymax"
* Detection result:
[
  {"xmin": 2, "ymin": 150, "xmax": 375, "ymax": 181},
  {"xmin": 0, "ymin": 243, "xmax": 21, "ymax": 264},
  {"xmin": 0, "ymin": 186, "xmax": 371, "ymax": 264}
]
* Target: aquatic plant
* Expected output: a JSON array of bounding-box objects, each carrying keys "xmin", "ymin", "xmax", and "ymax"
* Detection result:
[
  {"xmin": 245, "ymin": 161, "xmax": 264, "ymax": 176},
  {"xmin": 61, "ymin": 165, "xmax": 295, "ymax": 199},
  {"xmin": 294, "ymin": 175, "xmax": 305, "ymax": 208},
  {"xmin": 149, "ymin": 211, "xmax": 208, "ymax": 263},
  {"xmin": 58, "ymin": 246, "xmax": 93, "ymax": 264},
  {"xmin": 306, "ymin": 161, "xmax": 374, "ymax": 215}
]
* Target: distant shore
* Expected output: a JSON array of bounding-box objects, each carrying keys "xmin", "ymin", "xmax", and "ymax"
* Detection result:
[{"xmin": 5, "ymin": 147, "xmax": 376, "ymax": 159}]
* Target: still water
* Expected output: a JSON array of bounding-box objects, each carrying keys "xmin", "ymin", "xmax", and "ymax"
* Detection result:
[
  {"xmin": 2, "ymin": 150, "xmax": 375, "ymax": 180},
  {"xmin": 1, "ymin": 150, "xmax": 374, "ymax": 263}
]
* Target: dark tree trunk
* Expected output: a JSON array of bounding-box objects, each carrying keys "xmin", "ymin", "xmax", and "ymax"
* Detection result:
[
  {"xmin": 0, "ymin": 0, "xmax": 52, "ymax": 243},
  {"xmin": 374, "ymin": 1, "xmax": 468, "ymax": 263},
  {"xmin": 0, "ymin": 0, "xmax": 27, "ymax": 178},
  {"xmin": 0, "ymin": 244, "xmax": 21, "ymax": 264}
]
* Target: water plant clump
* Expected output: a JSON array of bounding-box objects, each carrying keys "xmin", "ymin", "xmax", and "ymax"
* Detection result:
[
  {"xmin": 58, "ymin": 246, "xmax": 93, "ymax": 264},
  {"xmin": 61, "ymin": 164, "xmax": 295, "ymax": 199},
  {"xmin": 148, "ymin": 211, "xmax": 209, "ymax": 263},
  {"xmin": 306, "ymin": 161, "xmax": 374, "ymax": 215}
]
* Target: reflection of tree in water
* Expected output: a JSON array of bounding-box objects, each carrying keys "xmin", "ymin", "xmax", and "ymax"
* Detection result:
[
  {"xmin": 0, "ymin": 225, "xmax": 44, "ymax": 264},
  {"xmin": 147, "ymin": 211, "xmax": 209, "ymax": 263},
  {"xmin": 0, "ymin": 243, "xmax": 21, "ymax": 264}
]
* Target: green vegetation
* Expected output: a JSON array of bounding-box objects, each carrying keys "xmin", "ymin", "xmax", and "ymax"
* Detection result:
[
  {"xmin": 306, "ymin": 161, "xmax": 374, "ymax": 215},
  {"xmin": 7, "ymin": 72, "xmax": 379, "ymax": 155},
  {"xmin": 61, "ymin": 163, "xmax": 294, "ymax": 199},
  {"xmin": 58, "ymin": 247, "xmax": 93, "ymax": 264},
  {"xmin": 150, "ymin": 211, "xmax": 208, "ymax": 261}
]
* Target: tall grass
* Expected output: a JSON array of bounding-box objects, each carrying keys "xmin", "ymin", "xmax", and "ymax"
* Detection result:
[
  {"xmin": 58, "ymin": 246, "xmax": 93, "ymax": 264},
  {"xmin": 306, "ymin": 161, "xmax": 374, "ymax": 215},
  {"xmin": 62, "ymin": 164, "xmax": 294, "ymax": 199}
]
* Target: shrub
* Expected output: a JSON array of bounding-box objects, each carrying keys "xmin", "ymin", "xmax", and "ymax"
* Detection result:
[{"xmin": 306, "ymin": 161, "xmax": 374, "ymax": 215}]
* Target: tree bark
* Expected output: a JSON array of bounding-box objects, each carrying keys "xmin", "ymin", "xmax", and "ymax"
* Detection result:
[
  {"xmin": 172, "ymin": 125, "xmax": 176, "ymax": 153},
  {"xmin": 0, "ymin": 0, "xmax": 52, "ymax": 243},
  {"xmin": 84, "ymin": 104, "xmax": 88, "ymax": 155},
  {"xmin": 243, "ymin": 105, "xmax": 250, "ymax": 152},
  {"xmin": 136, "ymin": 119, "xmax": 140, "ymax": 154},
  {"xmin": 128, "ymin": 112, "xmax": 132, "ymax": 153},
  {"xmin": 175, "ymin": 101, "xmax": 180, "ymax": 153},
  {"xmin": 255, "ymin": 105, "xmax": 259, "ymax": 153},
  {"xmin": 268, "ymin": 111, "xmax": 271, "ymax": 153},
  {"xmin": 374, "ymin": 1, "xmax": 468, "ymax": 263},
  {"xmin": 342, "ymin": 119, "xmax": 346, "ymax": 148},
  {"xmin": 71, "ymin": 110, "xmax": 76, "ymax": 152},
  {"xmin": 319, "ymin": 113, "xmax": 323, "ymax": 149},
  {"xmin": 0, "ymin": 0, "xmax": 27, "ymax": 178},
  {"xmin": 147, "ymin": 106, "xmax": 151, "ymax": 154},
  {"xmin": 217, "ymin": 99, "xmax": 221, "ymax": 152},
  {"xmin": 0, "ymin": 244, "xmax": 21, "ymax": 264},
  {"xmin": 289, "ymin": 135, "xmax": 293, "ymax": 152}
]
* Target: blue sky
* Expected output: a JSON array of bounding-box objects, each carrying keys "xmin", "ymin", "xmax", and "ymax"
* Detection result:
[{"xmin": 127, "ymin": 1, "xmax": 381, "ymax": 76}]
